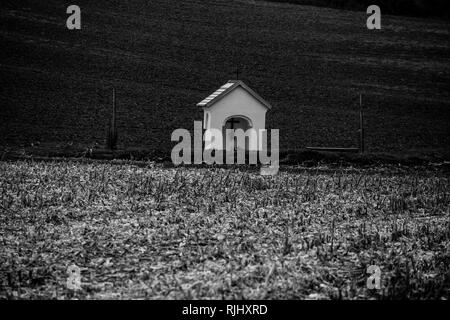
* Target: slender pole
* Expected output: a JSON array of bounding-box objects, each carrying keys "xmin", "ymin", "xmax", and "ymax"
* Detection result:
[
  {"xmin": 359, "ymin": 94, "xmax": 364, "ymax": 154},
  {"xmin": 112, "ymin": 88, "xmax": 116, "ymax": 130}
]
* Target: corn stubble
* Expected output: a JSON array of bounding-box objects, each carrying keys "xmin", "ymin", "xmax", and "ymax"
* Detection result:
[{"xmin": 0, "ymin": 161, "xmax": 448, "ymax": 299}]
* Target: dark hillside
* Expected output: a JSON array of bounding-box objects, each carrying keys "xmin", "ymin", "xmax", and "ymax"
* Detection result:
[
  {"xmin": 266, "ymin": 0, "xmax": 450, "ymax": 19},
  {"xmin": 1, "ymin": 0, "xmax": 449, "ymax": 157}
]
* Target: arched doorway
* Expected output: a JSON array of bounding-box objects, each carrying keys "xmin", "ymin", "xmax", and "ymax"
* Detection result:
[{"xmin": 223, "ymin": 116, "xmax": 253, "ymax": 151}]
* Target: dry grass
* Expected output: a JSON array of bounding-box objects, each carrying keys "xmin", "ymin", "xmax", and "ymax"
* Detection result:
[{"xmin": 0, "ymin": 161, "xmax": 449, "ymax": 299}]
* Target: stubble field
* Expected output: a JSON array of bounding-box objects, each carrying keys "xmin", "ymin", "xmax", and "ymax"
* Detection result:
[{"xmin": 0, "ymin": 161, "xmax": 448, "ymax": 299}]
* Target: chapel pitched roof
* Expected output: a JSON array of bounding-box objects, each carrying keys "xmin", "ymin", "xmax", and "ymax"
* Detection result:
[{"xmin": 196, "ymin": 80, "xmax": 272, "ymax": 110}]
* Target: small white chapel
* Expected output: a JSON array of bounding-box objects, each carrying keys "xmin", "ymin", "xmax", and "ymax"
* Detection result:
[{"xmin": 197, "ymin": 80, "xmax": 272, "ymax": 152}]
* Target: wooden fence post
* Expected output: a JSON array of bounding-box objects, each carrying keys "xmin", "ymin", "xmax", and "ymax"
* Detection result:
[{"xmin": 359, "ymin": 94, "xmax": 365, "ymax": 154}]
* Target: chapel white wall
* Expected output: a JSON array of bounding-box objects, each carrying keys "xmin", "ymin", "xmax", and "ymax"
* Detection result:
[{"xmin": 203, "ymin": 87, "xmax": 267, "ymax": 150}]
